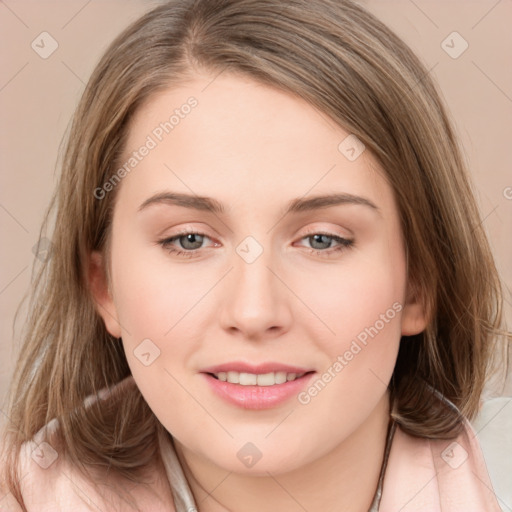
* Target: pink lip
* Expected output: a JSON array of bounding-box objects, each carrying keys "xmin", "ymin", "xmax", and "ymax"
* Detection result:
[
  {"xmin": 200, "ymin": 361, "xmax": 313, "ymax": 374},
  {"xmin": 200, "ymin": 371, "xmax": 316, "ymax": 410}
]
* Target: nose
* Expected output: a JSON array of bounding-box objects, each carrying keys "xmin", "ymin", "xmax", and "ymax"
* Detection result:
[{"xmin": 218, "ymin": 241, "xmax": 293, "ymax": 340}]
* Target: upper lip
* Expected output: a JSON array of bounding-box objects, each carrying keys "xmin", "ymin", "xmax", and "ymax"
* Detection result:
[{"xmin": 201, "ymin": 362, "xmax": 314, "ymax": 375}]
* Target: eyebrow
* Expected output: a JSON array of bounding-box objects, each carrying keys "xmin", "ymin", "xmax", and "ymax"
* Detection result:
[{"xmin": 137, "ymin": 191, "xmax": 380, "ymax": 216}]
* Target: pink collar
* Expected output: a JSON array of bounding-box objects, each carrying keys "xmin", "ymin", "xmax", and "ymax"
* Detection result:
[{"xmin": 379, "ymin": 418, "xmax": 501, "ymax": 511}]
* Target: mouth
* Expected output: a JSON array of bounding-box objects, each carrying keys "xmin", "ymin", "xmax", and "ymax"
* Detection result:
[
  {"xmin": 206, "ymin": 370, "xmax": 315, "ymax": 386},
  {"xmin": 200, "ymin": 369, "xmax": 316, "ymax": 410}
]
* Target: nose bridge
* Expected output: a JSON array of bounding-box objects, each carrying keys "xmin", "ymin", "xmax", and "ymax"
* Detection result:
[{"xmin": 220, "ymin": 233, "xmax": 291, "ymax": 336}]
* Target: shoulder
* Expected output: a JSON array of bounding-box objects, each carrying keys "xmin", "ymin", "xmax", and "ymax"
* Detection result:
[
  {"xmin": 380, "ymin": 414, "xmax": 504, "ymax": 511},
  {"xmin": 1, "ymin": 419, "xmax": 92, "ymax": 511},
  {"xmin": 1, "ymin": 385, "xmax": 176, "ymax": 511}
]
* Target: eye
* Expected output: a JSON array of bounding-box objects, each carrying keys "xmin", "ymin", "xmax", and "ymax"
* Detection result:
[
  {"xmin": 296, "ymin": 230, "xmax": 354, "ymax": 257},
  {"xmin": 157, "ymin": 229, "xmax": 354, "ymax": 259},
  {"xmin": 157, "ymin": 230, "xmax": 215, "ymax": 258}
]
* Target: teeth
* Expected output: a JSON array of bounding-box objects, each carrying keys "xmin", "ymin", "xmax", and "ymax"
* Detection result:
[
  {"xmin": 274, "ymin": 372, "xmax": 288, "ymax": 384},
  {"xmin": 213, "ymin": 371, "xmax": 306, "ymax": 386},
  {"xmin": 239, "ymin": 372, "xmax": 257, "ymax": 385},
  {"xmin": 227, "ymin": 371, "xmax": 239, "ymax": 383}
]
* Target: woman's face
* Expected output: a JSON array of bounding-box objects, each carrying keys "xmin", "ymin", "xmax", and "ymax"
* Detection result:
[{"xmin": 90, "ymin": 71, "xmax": 426, "ymax": 474}]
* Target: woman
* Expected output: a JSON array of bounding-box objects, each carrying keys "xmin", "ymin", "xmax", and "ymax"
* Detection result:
[{"xmin": 1, "ymin": 0, "xmax": 509, "ymax": 510}]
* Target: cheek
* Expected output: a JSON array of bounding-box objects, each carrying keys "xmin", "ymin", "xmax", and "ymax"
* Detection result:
[
  {"xmin": 293, "ymin": 269, "xmax": 403, "ymax": 446},
  {"xmin": 306, "ymin": 272, "xmax": 402, "ymax": 399},
  {"xmin": 295, "ymin": 241, "xmax": 405, "ymax": 401},
  {"xmin": 297, "ymin": 242, "xmax": 406, "ymax": 348},
  {"xmin": 110, "ymin": 242, "xmax": 212, "ymax": 395},
  {"xmin": 110, "ymin": 247, "xmax": 209, "ymax": 431},
  {"xmin": 110, "ymin": 242, "xmax": 209, "ymax": 338}
]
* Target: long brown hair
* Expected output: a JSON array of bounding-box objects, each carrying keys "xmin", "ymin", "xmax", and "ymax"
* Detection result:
[{"xmin": 2, "ymin": 0, "xmax": 509, "ymax": 509}]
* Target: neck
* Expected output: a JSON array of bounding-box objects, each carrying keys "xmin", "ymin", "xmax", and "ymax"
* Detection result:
[{"xmin": 173, "ymin": 392, "xmax": 391, "ymax": 512}]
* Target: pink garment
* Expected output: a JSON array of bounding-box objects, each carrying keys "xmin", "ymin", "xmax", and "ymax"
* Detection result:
[
  {"xmin": 0, "ymin": 378, "xmax": 502, "ymax": 511},
  {"xmin": 379, "ymin": 418, "xmax": 502, "ymax": 511}
]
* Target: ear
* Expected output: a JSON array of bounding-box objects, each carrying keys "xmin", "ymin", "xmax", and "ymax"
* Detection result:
[
  {"xmin": 88, "ymin": 250, "xmax": 122, "ymax": 338},
  {"xmin": 400, "ymin": 280, "xmax": 429, "ymax": 336}
]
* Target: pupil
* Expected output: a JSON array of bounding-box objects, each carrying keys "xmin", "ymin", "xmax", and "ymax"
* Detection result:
[
  {"xmin": 312, "ymin": 234, "xmax": 330, "ymax": 249},
  {"xmin": 183, "ymin": 233, "xmax": 202, "ymax": 249}
]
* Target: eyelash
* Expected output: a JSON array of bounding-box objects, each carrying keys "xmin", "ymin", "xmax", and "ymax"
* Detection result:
[{"xmin": 157, "ymin": 229, "xmax": 354, "ymax": 259}]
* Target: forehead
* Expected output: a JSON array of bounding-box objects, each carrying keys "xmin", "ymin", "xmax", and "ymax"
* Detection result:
[
  {"xmin": 125, "ymin": 72, "xmax": 340, "ymax": 158},
  {"xmin": 117, "ymin": 71, "xmax": 393, "ymax": 215}
]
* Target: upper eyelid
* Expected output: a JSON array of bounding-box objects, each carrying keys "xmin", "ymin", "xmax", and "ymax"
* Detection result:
[{"xmin": 162, "ymin": 227, "xmax": 351, "ymax": 239}]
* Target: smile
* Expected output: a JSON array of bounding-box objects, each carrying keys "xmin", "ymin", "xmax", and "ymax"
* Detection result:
[{"xmin": 202, "ymin": 371, "xmax": 316, "ymax": 410}]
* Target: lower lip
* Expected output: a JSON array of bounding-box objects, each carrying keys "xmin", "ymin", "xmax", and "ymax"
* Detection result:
[{"xmin": 201, "ymin": 372, "xmax": 315, "ymax": 410}]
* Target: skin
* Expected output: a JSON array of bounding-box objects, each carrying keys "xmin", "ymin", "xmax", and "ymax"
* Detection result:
[{"xmin": 89, "ymin": 70, "xmax": 427, "ymax": 512}]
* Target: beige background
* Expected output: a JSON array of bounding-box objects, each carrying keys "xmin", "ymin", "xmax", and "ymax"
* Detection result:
[{"xmin": 1, "ymin": 0, "xmax": 511, "ymax": 419}]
